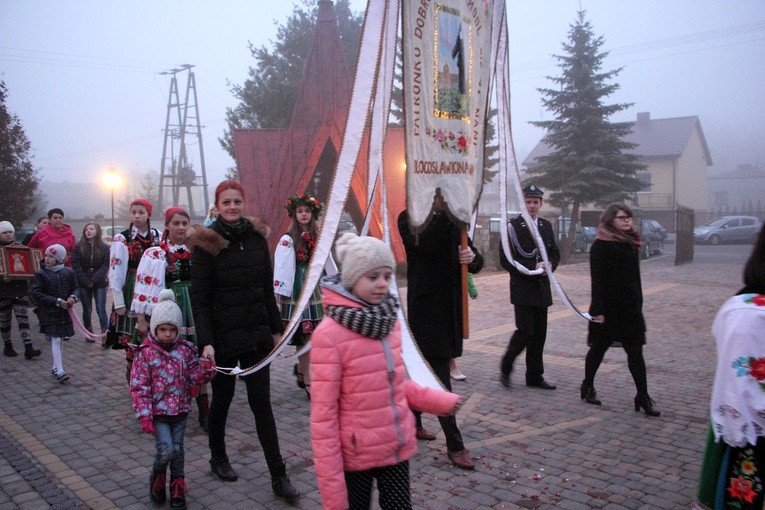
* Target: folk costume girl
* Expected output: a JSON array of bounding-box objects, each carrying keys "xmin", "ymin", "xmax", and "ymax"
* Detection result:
[
  {"xmin": 108, "ymin": 198, "xmax": 160, "ymax": 378},
  {"xmin": 273, "ymin": 193, "xmax": 326, "ymax": 398},
  {"xmin": 132, "ymin": 206, "xmax": 209, "ymax": 432}
]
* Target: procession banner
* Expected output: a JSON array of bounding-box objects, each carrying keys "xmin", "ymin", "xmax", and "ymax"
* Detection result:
[{"xmin": 402, "ymin": 0, "xmax": 494, "ymax": 229}]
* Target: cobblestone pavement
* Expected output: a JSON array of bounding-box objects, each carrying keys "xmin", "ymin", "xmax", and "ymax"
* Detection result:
[{"xmin": 0, "ymin": 251, "xmax": 743, "ymax": 509}]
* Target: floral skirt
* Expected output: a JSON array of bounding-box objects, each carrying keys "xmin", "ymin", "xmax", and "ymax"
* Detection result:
[
  {"xmin": 280, "ymin": 263, "xmax": 323, "ymax": 347},
  {"xmin": 697, "ymin": 423, "xmax": 765, "ymax": 509}
]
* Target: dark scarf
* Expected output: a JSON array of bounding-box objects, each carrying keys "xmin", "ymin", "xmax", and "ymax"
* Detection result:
[
  {"xmin": 595, "ymin": 224, "xmax": 643, "ymax": 248},
  {"xmin": 325, "ymin": 294, "xmax": 399, "ymax": 340},
  {"xmin": 214, "ymin": 217, "xmax": 253, "ymax": 241}
]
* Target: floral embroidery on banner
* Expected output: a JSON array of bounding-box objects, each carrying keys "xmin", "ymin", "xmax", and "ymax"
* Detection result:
[{"xmin": 425, "ymin": 126, "xmax": 469, "ymax": 155}]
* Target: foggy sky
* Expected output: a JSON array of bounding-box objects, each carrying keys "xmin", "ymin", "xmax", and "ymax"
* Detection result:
[{"xmin": 1, "ymin": 0, "xmax": 764, "ymax": 215}]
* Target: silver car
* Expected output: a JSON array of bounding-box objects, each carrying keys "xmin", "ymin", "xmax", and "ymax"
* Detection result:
[{"xmin": 693, "ymin": 216, "xmax": 762, "ymax": 245}]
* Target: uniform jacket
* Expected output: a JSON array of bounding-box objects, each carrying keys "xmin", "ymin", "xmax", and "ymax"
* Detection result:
[
  {"xmin": 397, "ymin": 211, "xmax": 483, "ymax": 360},
  {"xmin": 310, "ymin": 280, "xmax": 460, "ymax": 510},
  {"xmin": 499, "ymin": 215, "xmax": 560, "ymax": 307},
  {"xmin": 587, "ymin": 239, "xmax": 646, "ymax": 345},
  {"xmin": 130, "ymin": 335, "xmax": 215, "ymax": 419},
  {"xmin": 27, "ymin": 224, "xmax": 76, "ymax": 266},
  {"xmin": 31, "ymin": 266, "xmax": 78, "ymax": 330},
  {"xmin": 186, "ymin": 218, "xmax": 282, "ymax": 362},
  {"xmin": 72, "ymin": 240, "xmax": 109, "ymax": 289}
]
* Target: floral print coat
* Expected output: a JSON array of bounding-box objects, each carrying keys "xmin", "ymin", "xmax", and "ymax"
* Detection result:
[{"xmin": 129, "ymin": 335, "xmax": 215, "ymax": 419}]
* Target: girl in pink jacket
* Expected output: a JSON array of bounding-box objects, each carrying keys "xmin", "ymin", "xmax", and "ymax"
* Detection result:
[{"xmin": 310, "ymin": 233, "xmax": 462, "ymax": 510}]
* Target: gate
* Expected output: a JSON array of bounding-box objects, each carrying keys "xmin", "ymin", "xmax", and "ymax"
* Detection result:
[{"xmin": 675, "ymin": 205, "xmax": 694, "ymax": 265}]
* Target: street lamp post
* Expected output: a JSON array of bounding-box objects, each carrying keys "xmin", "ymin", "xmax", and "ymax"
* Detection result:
[{"xmin": 102, "ymin": 166, "xmax": 121, "ymax": 237}]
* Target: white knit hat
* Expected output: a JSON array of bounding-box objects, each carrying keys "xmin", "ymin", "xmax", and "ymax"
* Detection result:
[
  {"xmin": 0, "ymin": 221, "xmax": 14, "ymax": 234},
  {"xmin": 45, "ymin": 244, "xmax": 67, "ymax": 264},
  {"xmin": 335, "ymin": 233, "xmax": 395, "ymax": 289},
  {"xmin": 150, "ymin": 289, "xmax": 183, "ymax": 340}
]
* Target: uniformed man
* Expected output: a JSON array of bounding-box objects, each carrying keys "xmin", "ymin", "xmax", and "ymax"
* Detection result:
[{"xmin": 499, "ymin": 185, "xmax": 560, "ymax": 390}]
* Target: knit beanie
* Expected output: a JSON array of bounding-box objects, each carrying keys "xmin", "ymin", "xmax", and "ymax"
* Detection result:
[
  {"xmin": 150, "ymin": 289, "xmax": 183, "ymax": 340},
  {"xmin": 0, "ymin": 221, "xmax": 14, "ymax": 234},
  {"xmin": 45, "ymin": 244, "xmax": 67, "ymax": 264},
  {"xmin": 335, "ymin": 233, "xmax": 395, "ymax": 289}
]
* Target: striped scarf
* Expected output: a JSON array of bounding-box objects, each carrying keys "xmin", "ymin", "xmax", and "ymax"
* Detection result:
[{"xmin": 325, "ymin": 295, "xmax": 399, "ymax": 339}]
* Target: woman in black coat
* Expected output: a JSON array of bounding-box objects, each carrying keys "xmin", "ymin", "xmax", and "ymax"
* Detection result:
[
  {"xmin": 72, "ymin": 222, "xmax": 109, "ymax": 335},
  {"xmin": 581, "ymin": 203, "xmax": 660, "ymax": 416},
  {"xmin": 187, "ymin": 180, "xmax": 299, "ymax": 504}
]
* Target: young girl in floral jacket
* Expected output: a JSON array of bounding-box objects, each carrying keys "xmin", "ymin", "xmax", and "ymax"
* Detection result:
[
  {"xmin": 310, "ymin": 233, "xmax": 462, "ymax": 510},
  {"xmin": 130, "ymin": 289, "xmax": 215, "ymax": 509}
]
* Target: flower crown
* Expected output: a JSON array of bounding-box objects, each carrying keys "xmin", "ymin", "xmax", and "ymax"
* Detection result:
[{"xmin": 285, "ymin": 193, "xmax": 322, "ymax": 218}]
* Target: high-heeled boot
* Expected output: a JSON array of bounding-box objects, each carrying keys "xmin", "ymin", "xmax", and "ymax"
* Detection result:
[
  {"xmin": 196, "ymin": 394, "xmax": 209, "ymax": 433},
  {"xmin": 580, "ymin": 381, "xmax": 601, "ymax": 405},
  {"xmin": 149, "ymin": 468, "xmax": 167, "ymax": 504},
  {"xmin": 634, "ymin": 394, "xmax": 661, "ymax": 417}
]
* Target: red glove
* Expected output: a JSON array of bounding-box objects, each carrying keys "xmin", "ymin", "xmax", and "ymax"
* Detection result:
[{"xmin": 140, "ymin": 417, "xmax": 155, "ymax": 435}]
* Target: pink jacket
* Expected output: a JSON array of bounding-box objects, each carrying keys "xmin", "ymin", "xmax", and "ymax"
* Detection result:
[{"xmin": 310, "ymin": 283, "xmax": 460, "ymax": 510}]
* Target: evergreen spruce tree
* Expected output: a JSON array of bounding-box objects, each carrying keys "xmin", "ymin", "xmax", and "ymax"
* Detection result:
[
  {"xmin": 220, "ymin": 0, "xmax": 363, "ymax": 158},
  {"xmin": 529, "ymin": 11, "xmax": 645, "ymax": 259},
  {"xmin": 0, "ymin": 81, "xmax": 40, "ymax": 227}
]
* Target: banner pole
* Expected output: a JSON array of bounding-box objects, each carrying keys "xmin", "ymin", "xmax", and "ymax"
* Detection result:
[{"xmin": 460, "ymin": 228, "xmax": 469, "ymax": 339}]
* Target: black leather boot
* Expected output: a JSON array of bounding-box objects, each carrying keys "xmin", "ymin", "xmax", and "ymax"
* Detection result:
[
  {"xmin": 272, "ymin": 476, "xmax": 299, "ymax": 504},
  {"xmin": 634, "ymin": 394, "xmax": 661, "ymax": 417},
  {"xmin": 210, "ymin": 456, "xmax": 238, "ymax": 481},
  {"xmin": 24, "ymin": 344, "xmax": 41, "ymax": 359},
  {"xmin": 169, "ymin": 476, "xmax": 187, "ymax": 509},
  {"xmin": 580, "ymin": 381, "xmax": 601, "ymax": 405},
  {"xmin": 3, "ymin": 341, "xmax": 18, "ymax": 357},
  {"xmin": 149, "ymin": 469, "xmax": 166, "ymax": 504}
]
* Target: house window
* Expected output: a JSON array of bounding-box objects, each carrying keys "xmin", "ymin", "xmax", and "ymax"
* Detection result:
[
  {"xmin": 714, "ymin": 191, "xmax": 728, "ymax": 207},
  {"xmin": 636, "ymin": 172, "xmax": 652, "ymax": 192}
]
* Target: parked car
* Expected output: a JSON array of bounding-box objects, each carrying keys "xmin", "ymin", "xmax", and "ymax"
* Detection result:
[
  {"xmin": 103, "ymin": 226, "xmax": 126, "ymax": 245},
  {"xmin": 693, "ymin": 216, "xmax": 762, "ymax": 245},
  {"xmin": 639, "ymin": 218, "xmax": 665, "ymax": 259}
]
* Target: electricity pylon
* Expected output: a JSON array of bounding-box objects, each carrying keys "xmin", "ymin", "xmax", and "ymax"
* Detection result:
[{"xmin": 158, "ymin": 64, "xmax": 209, "ymax": 219}]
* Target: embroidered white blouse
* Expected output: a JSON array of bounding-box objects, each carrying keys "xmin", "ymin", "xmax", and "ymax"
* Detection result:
[{"xmin": 710, "ymin": 293, "xmax": 765, "ymax": 447}]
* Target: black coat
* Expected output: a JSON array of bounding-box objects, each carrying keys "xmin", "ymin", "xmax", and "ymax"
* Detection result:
[
  {"xmin": 187, "ymin": 219, "xmax": 283, "ymax": 362},
  {"xmin": 31, "ymin": 267, "xmax": 77, "ymax": 337},
  {"xmin": 499, "ymin": 215, "xmax": 560, "ymax": 307},
  {"xmin": 397, "ymin": 211, "xmax": 483, "ymax": 360},
  {"xmin": 72, "ymin": 240, "xmax": 109, "ymax": 289},
  {"xmin": 587, "ymin": 239, "xmax": 646, "ymax": 345}
]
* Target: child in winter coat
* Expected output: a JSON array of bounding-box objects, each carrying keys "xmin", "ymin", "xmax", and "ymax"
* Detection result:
[
  {"xmin": 310, "ymin": 233, "xmax": 462, "ymax": 510},
  {"xmin": 130, "ymin": 289, "xmax": 216, "ymax": 509},
  {"xmin": 31, "ymin": 244, "xmax": 78, "ymax": 383}
]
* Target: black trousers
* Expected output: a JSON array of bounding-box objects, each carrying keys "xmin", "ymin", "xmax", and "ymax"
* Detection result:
[
  {"xmin": 413, "ymin": 356, "xmax": 464, "ymax": 452},
  {"xmin": 208, "ymin": 350, "xmax": 286, "ymax": 478},
  {"xmin": 500, "ymin": 305, "xmax": 548, "ymax": 384},
  {"xmin": 345, "ymin": 461, "xmax": 411, "ymax": 510}
]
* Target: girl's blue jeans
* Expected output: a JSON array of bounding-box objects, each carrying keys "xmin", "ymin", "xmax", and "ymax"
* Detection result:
[{"xmin": 153, "ymin": 417, "xmax": 187, "ymax": 477}]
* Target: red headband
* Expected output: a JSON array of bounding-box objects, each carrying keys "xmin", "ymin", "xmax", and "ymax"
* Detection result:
[
  {"xmin": 130, "ymin": 198, "xmax": 153, "ymax": 216},
  {"xmin": 164, "ymin": 206, "xmax": 189, "ymax": 225},
  {"xmin": 214, "ymin": 180, "xmax": 246, "ymax": 205}
]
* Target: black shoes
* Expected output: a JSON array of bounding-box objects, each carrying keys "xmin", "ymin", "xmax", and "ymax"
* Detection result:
[
  {"xmin": 580, "ymin": 381, "xmax": 601, "ymax": 405},
  {"xmin": 149, "ymin": 469, "xmax": 166, "ymax": 504},
  {"xmin": 634, "ymin": 394, "xmax": 661, "ymax": 417},
  {"xmin": 210, "ymin": 457, "xmax": 238, "ymax": 481},
  {"xmin": 499, "ymin": 372, "xmax": 510, "ymax": 388},
  {"xmin": 24, "ymin": 344, "xmax": 41, "ymax": 359},
  {"xmin": 169, "ymin": 476, "xmax": 187, "ymax": 509},
  {"xmin": 527, "ymin": 379, "xmax": 556, "ymax": 390},
  {"xmin": 272, "ymin": 476, "xmax": 300, "ymax": 504},
  {"xmin": 3, "ymin": 342, "xmax": 18, "ymax": 357}
]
